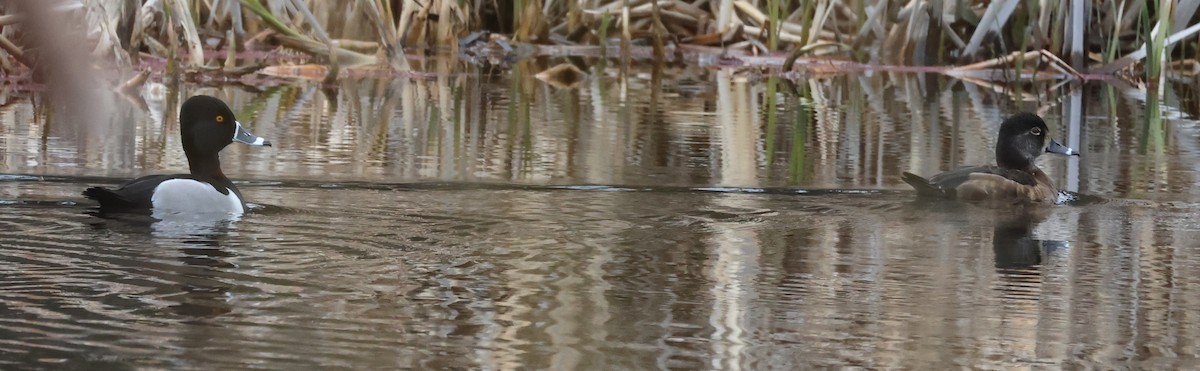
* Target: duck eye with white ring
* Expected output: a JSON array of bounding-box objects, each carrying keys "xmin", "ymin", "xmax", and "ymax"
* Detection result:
[{"xmin": 1030, "ymin": 127, "xmax": 1042, "ymax": 136}]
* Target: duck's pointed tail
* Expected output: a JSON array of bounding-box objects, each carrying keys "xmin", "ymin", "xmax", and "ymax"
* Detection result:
[
  {"xmin": 901, "ymin": 172, "xmax": 945, "ymax": 198},
  {"xmin": 83, "ymin": 187, "xmax": 138, "ymax": 211}
]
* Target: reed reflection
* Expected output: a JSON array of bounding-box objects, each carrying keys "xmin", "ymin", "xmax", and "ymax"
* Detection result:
[{"xmin": 15, "ymin": 66, "xmax": 1200, "ymax": 199}]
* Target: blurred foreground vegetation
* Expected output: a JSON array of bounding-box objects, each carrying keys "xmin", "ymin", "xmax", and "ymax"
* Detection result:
[{"xmin": 0, "ymin": 0, "xmax": 1199, "ymax": 86}]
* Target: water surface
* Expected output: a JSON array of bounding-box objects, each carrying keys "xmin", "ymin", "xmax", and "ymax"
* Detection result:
[{"xmin": 2, "ymin": 65, "xmax": 1200, "ymax": 369}]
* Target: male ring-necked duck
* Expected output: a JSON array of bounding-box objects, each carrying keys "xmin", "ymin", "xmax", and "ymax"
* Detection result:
[
  {"xmin": 902, "ymin": 112, "xmax": 1079, "ymax": 203},
  {"xmin": 83, "ymin": 95, "xmax": 272, "ymax": 215}
]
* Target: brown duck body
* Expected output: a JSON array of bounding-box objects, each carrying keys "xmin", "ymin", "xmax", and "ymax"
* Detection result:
[
  {"xmin": 902, "ymin": 166, "xmax": 1061, "ymax": 204},
  {"xmin": 901, "ymin": 112, "xmax": 1078, "ymax": 204}
]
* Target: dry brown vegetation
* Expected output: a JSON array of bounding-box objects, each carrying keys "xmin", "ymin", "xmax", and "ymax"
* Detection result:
[{"xmin": 0, "ymin": 0, "xmax": 1199, "ymax": 86}]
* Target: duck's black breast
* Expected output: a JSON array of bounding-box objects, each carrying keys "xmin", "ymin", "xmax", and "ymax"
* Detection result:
[
  {"xmin": 903, "ymin": 166, "xmax": 1059, "ymax": 203},
  {"xmin": 82, "ymin": 174, "xmax": 234, "ymax": 213}
]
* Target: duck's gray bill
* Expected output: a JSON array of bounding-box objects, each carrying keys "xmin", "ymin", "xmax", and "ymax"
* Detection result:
[
  {"xmin": 233, "ymin": 121, "xmax": 272, "ymax": 147},
  {"xmin": 1046, "ymin": 139, "xmax": 1078, "ymax": 156}
]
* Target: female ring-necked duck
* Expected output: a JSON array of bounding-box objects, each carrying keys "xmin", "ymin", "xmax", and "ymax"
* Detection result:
[
  {"xmin": 902, "ymin": 112, "xmax": 1080, "ymax": 203},
  {"xmin": 84, "ymin": 95, "xmax": 272, "ymax": 215}
]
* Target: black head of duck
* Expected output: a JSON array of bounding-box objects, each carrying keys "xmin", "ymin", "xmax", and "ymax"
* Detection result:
[
  {"xmin": 84, "ymin": 95, "xmax": 272, "ymax": 216},
  {"xmin": 902, "ymin": 112, "xmax": 1079, "ymax": 204}
]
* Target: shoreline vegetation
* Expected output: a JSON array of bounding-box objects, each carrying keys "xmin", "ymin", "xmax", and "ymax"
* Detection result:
[{"xmin": 0, "ymin": 1, "xmax": 1199, "ymax": 91}]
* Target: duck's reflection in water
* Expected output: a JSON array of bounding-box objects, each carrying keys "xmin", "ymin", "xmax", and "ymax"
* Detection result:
[
  {"xmin": 990, "ymin": 205, "xmax": 1072, "ymax": 306},
  {"xmin": 904, "ymin": 199, "xmax": 1072, "ymax": 300},
  {"xmin": 155, "ymin": 213, "xmax": 240, "ymax": 318},
  {"xmin": 991, "ymin": 206, "xmax": 1070, "ymax": 271},
  {"xmin": 90, "ymin": 211, "xmax": 240, "ymax": 318}
]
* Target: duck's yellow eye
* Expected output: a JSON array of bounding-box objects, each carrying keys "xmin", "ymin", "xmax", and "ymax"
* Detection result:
[
  {"xmin": 1030, "ymin": 127, "xmax": 1042, "ymax": 136},
  {"xmin": 215, "ymin": 115, "xmax": 225, "ymax": 123}
]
